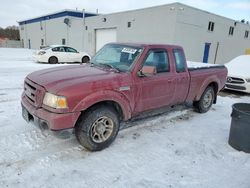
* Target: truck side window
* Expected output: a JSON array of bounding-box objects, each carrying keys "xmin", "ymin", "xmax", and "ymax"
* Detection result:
[
  {"xmin": 173, "ymin": 49, "xmax": 186, "ymax": 73},
  {"xmin": 143, "ymin": 50, "xmax": 169, "ymax": 73}
]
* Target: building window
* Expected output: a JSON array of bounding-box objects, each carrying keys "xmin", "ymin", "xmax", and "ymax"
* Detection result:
[
  {"xmin": 127, "ymin": 22, "xmax": 131, "ymax": 28},
  {"xmin": 208, "ymin": 21, "xmax": 214, "ymax": 32},
  {"xmin": 245, "ymin": 30, "xmax": 249, "ymax": 38},
  {"xmin": 229, "ymin": 26, "xmax": 234, "ymax": 36},
  {"xmin": 62, "ymin": 38, "xmax": 66, "ymax": 45},
  {"xmin": 41, "ymin": 39, "xmax": 44, "ymax": 46},
  {"xmin": 85, "ymin": 26, "xmax": 88, "ymax": 30}
]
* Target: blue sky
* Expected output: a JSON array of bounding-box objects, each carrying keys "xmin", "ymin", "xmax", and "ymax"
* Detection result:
[{"xmin": 0, "ymin": 0, "xmax": 249, "ymax": 28}]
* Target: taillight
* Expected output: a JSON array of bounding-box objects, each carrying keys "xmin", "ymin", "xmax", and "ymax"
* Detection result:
[{"xmin": 38, "ymin": 51, "xmax": 46, "ymax": 55}]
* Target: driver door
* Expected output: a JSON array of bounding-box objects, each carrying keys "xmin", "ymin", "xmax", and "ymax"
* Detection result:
[{"xmin": 134, "ymin": 49, "xmax": 177, "ymax": 113}]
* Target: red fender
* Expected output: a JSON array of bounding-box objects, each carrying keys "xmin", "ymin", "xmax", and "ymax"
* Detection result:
[
  {"xmin": 73, "ymin": 90, "xmax": 132, "ymax": 120},
  {"xmin": 194, "ymin": 75, "xmax": 219, "ymax": 101}
]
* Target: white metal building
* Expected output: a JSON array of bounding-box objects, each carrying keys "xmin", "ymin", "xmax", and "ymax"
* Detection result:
[
  {"xmin": 19, "ymin": 3, "xmax": 250, "ymax": 64},
  {"xmin": 18, "ymin": 10, "xmax": 97, "ymax": 51}
]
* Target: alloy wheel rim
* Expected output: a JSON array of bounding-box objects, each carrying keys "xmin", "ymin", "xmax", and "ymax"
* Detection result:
[
  {"xmin": 203, "ymin": 90, "xmax": 213, "ymax": 108},
  {"xmin": 91, "ymin": 116, "xmax": 114, "ymax": 143}
]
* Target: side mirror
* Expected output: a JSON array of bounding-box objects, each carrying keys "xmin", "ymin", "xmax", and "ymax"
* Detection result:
[{"xmin": 137, "ymin": 66, "xmax": 157, "ymax": 77}]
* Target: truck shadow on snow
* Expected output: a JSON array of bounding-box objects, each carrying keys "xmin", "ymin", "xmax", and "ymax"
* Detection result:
[
  {"xmin": 120, "ymin": 104, "xmax": 191, "ymax": 130},
  {"xmin": 219, "ymin": 90, "xmax": 250, "ymax": 98},
  {"xmin": 52, "ymin": 104, "xmax": 193, "ymax": 141}
]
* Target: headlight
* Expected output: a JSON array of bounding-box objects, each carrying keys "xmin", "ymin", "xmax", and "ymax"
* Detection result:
[
  {"xmin": 246, "ymin": 78, "xmax": 250, "ymax": 83},
  {"xmin": 43, "ymin": 92, "xmax": 68, "ymax": 109}
]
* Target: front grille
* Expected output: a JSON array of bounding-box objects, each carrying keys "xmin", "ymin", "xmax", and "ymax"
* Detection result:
[
  {"xmin": 225, "ymin": 84, "xmax": 246, "ymax": 90},
  {"xmin": 24, "ymin": 82, "xmax": 36, "ymax": 104},
  {"xmin": 24, "ymin": 82, "xmax": 36, "ymax": 103},
  {"xmin": 24, "ymin": 79, "xmax": 45, "ymax": 107},
  {"xmin": 226, "ymin": 77, "xmax": 245, "ymax": 84}
]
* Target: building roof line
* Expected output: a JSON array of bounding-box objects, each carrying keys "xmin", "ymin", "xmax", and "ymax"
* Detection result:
[
  {"xmin": 94, "ymin": 2, "xmax": 250, "ymax": 27},
  {"xmin": 174, "ymin": 2, "xmax": 249, "ymax": 26},
  {"xmin": 18, "ymin": 9, "xmax": 98, "ymax": 25}
]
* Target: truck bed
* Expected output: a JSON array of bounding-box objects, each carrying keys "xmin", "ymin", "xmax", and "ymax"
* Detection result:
[
  {"xmin": 185, "ymin": 61, "xmax": 227, "ymax": 103},
  {"xmin": 187, "ymin": 61, "xmax": 225, "ymax": 71}
]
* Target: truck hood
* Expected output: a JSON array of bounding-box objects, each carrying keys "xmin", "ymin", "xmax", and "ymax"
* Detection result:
[{"xmin": 27, "ymin": 64, "xmax": 116, "ymax": 93}]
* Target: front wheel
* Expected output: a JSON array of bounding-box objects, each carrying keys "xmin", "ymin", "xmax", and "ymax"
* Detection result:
[
  {"xmin": 194, "ymin": 86, "xmax": 215, "ymax": 113},
  {"xmin": 75, "ymin": 105, "xmax": 120, "ymax": 151},
  {"xmin": 48, "ymin": 56, "xmax": 58, "ymax": 64},
  {"xmin": 82, "ymin": 56, "xmax": 90, "ymax": 63}
]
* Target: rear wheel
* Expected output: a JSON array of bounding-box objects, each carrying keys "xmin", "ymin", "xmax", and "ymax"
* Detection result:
[
  {"xmin": 48, "ymin": 56, "xmax": 58, "ymax": 64},
  {"xmin": 75, "ymin": 105, "xmax": 120, "ymax": 151},
  {"xmin": 194, "ymin": 86, "xmax": 215, "ymax": 113},
  {"xmin": 82, "ymin": 56, "xmax": 90, "ymax": 63}
]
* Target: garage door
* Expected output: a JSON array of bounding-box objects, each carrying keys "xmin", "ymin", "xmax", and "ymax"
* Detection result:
[{"xmin": 95, "ymin": 28, "xmax": 117, "ymax": 52}]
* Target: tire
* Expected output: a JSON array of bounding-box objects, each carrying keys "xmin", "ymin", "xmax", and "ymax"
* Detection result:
[
  {"xmin": 194, "ymin": 86, "xmax": 215, "ymax": 113},
  {"xmin": 75, "ymin": 105, "xmax": 120, "ymax": 151},
  {"xmin": 82, "ymin": 56, "xmax": 90, "ymax": 63},
  {"xmin": 48, "ymin": 56, "xmax": 58, "ymax": 64}
]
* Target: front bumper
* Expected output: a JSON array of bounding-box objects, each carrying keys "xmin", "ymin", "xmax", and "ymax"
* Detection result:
[
  {"xmin": 225, "ymin": 82, "xmax": 250, "ymax": 93},
  {"xmin": 21, "ymin": 94, "xmax": 81, "ymax": 131}
]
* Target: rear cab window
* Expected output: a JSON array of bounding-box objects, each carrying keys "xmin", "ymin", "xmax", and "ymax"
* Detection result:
[{"xmin": 173, "ymin": 49, "xmax": 186, "ymax": 73}]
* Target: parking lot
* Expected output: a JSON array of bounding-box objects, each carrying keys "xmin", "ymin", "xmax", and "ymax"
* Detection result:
[{"xmin": 0, "ymin": 48, "xmax": 249, "ymax": 188}]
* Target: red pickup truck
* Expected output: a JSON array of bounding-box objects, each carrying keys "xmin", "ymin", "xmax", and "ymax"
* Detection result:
[{"xmin": 21, "ymin": 43, "xmax": 227, "ymax": 151}]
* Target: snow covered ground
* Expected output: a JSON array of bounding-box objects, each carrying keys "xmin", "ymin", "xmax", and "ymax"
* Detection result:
[{"xmin": 0, "ymin": 48, "xmax": 250, "ymax": 188}]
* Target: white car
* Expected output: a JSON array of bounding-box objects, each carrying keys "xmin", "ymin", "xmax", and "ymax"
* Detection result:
[
  {"xmin": 225, "ymin": 55, "xmax": 250, "ymax": 93},
  {"xmin": 33, "ymin": 45, "xmax": 90, "ymax": 64}
]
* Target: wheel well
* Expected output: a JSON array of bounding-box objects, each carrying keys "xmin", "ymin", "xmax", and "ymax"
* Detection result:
[
  {"xmin": 208, "ymin": 82, "xmax": 218, "ymax": 93},
  {"xmin": 195, "ymin": 82, "xmax": 219, "ymax": 102},
  {"xmin": 49, "ymin": 56, "xmax": 57, "ymax": 60},
  {"xmin": 81, "ymin": 101, "xmax": 124, "ymax": 120},
  {"xmin": 82, "ymin": 55, "xmax": 90, "ymax": 59}
]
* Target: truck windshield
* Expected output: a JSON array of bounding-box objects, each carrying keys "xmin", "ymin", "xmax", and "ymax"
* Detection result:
[{"xmin": 90, "ymin": 44, "xmax": 143, "ymax": 72}]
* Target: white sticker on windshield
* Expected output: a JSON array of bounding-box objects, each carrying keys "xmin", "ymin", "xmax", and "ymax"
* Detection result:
[{"xmin": 122, "ymin": 48, "xmax": 137, "ymax": 54}]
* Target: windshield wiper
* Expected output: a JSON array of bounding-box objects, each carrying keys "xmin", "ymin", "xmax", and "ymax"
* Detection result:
[{"xmin": 99, "ymin": 63, "xmax": 120, "ymax": 73}]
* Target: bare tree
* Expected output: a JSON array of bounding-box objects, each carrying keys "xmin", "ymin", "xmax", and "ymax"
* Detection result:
[{"xmin": 0, "ymin": 26, "xmax": 20, "ymax": 40}]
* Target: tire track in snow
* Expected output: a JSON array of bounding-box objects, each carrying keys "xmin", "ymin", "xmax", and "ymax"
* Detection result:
[
  {"xmin": 0, "ymin": 99, "xmax": 18, "ymax": 103},
  {"xmin": 0, "ymin": 107, "xmax": 194, "ymax": 176},
  {"xmin": 0, "ymin": 138, "xmax": 85, "ymax": 176},
  {"xmin": 0, "ymin": 88, "xmax": 22, "ymax": 91},
  {"xmin": 0, "ymin": 130, "xmax": 46, "ymax": 163},
  {"xmin": 0, "ymin": 128, "xmax": 76, "ymax": 163}
]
